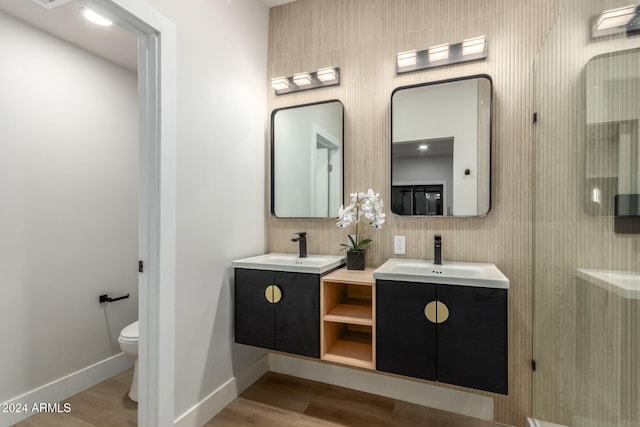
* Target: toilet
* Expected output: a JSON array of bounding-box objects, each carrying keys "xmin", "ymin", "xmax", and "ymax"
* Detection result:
[{"xmin": 118, "ymin": 321, "xmax": 139, "ymax": 402}]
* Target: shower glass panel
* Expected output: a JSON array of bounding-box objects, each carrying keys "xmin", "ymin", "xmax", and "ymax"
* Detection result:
[{"xmin": 534, "ymin": 1, "xmax": 640, "ymax": 426}]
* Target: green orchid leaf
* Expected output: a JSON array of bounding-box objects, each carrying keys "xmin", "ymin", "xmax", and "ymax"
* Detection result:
[{"xmin": 354, "ymin": 238, "xmax": 372, "ymax": 250}]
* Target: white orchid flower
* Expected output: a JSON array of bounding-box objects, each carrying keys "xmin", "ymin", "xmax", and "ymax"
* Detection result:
[
  {"xmin": 337, "ymin": 202, "xmax": 357, "ymax": 227},
  {"xmin": 336, "ymin": 188, "xmax": 386, "ymax": 251}
]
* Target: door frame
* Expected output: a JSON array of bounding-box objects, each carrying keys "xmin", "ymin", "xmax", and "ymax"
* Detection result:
[{"xmin": 75, "ymin": 1, "xmax": 176, "ymax": 425}]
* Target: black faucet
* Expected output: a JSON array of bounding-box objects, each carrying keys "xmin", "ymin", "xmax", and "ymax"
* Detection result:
[
  {"xmin": 292, "ymin": 232, "xmax": 307, "ymax": 258},
  {"xmin": 434, "ymin": 234, "xmax": 442, "ymax": 265}
]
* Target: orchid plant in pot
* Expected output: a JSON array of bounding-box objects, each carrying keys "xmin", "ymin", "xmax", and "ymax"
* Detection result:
[{"xmin": 336, "ymin": 189, "xmax": 386, "ymax": 270}]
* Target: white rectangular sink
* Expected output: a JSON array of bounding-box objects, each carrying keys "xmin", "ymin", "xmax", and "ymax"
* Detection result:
[
  {"xmin": 232, "ymin": 253, "xmax": 345, "ymax": 274},
  {"xmin": 373, "ymin": 258, "xmax": 509, "ymax": 289},
  {"xmin": 577, "ymin": 268, "xmax": 640, "ymax": 300}
]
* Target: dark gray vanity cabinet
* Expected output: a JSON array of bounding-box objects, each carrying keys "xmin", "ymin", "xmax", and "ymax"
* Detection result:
[
  {"xmin": 437, "ymin": 284, "xmax": 508, "ymax": 394},
  {"xmin": 376, "ymin": 280, "xmax": 508, "ymax": 394},
  {"xmin": 235, "ymin": 269, "xmax": 275, "ymax": 350},
  {"xmin": 376, "ymin": 280, "xmax": 437, "ymax": 381},
  {"xmin": 234, "ymin": 268, "xmax": 320, "ymax": 358}
]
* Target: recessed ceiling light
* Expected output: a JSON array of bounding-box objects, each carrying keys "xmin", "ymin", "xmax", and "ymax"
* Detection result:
[
  {"xmin": 82, "ymin": 8, "xmax": 113, "ymax": 26},
  {"xmin": 418, "ymin": 144, "xmax": 428, "ymax": 150}
]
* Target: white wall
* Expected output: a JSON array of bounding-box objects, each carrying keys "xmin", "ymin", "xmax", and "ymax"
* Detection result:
[
  {"xmin": 139, "ymin": 0, "xmax": 269, "ymax": 420},
  {"xmin": 0, "ymin": 11, "xmax": 138, "ymax": 402}
]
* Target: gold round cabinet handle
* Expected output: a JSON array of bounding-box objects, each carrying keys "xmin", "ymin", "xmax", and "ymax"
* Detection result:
[
  {"xmin": 264, "ymin": 285, "xmax": 283, "ymax": 304},
  {"xmin": 436, "ymin": 301, "xmax": 449, "ymax": 323},
  {"xmin": 424, "ymin": 301, "xmax": 437, "ymax": 323},
  {"xmin": 424, "ymin": 301, "xmax": 449, "ymax": 324},
  {"xmin": 272, "ymin": 285, "xmax": 282, "ymax": 304}
]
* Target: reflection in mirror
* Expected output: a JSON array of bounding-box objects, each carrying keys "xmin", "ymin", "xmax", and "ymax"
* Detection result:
[
  {"xmin": 584, "ymin": 49, "xmax": 640, "ymax": 233},
  {"xmin": 391, "ymin": 76, "xmax": 492, "ymax": 216},
  {"xmin": 272, "ymin": 100, "xmax": 344, "ymax": 218}
]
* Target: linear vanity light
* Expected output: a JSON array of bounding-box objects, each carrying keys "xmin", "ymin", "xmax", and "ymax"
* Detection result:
[
  {"xmin": 316, "ymin": 67, "xmax": 337, "ymax": 82},
  {"xmin": 396, "ymin": 50, "xmax": 417, "ymax": 67},
  {"xmin": 462, "ymin": 36, "xmax": 486, "ymax": 56},
  {"xmin": 592, "ymin": 4, "xmax": 639, "ymax": 38},
  {"xmin": 271, "ymin": 67, "xmax": 340, "ymax": 95},
  {"xmin": 396, "ymin": 36, "xmax": 487, "ymax": 74},
  {"xmin": 293, "ymin": 72, "xmax": 313, "ymax": 86},
  {"xmin": 428, "ymin": 43, "xmax": 450, "ymax": 62},
  {"xmin": 596, "ymin": 4, "xmax": 636, "ymax": 29},
  {"xmin": 270, "ymin": 77, "xmax": 290, "ymax": 91}
]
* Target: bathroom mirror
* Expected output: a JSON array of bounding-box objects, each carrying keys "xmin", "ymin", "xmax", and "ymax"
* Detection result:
[
  {"xmin": 391, "ymin": 75, "xmax": 492, "ymax": 216},
  {"xmin": 584, "ymin": 49, "xmax": 640, "ymax": 233},
  {"xmin": 271, "ymin": 100, "xmax": 344, "ymax": 218}
]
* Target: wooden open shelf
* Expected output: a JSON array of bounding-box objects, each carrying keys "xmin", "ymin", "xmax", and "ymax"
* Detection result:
[
  {"xmin": 324, "ymin": 298, "xmax": 372, "ymax": 325},
  {"xmin": 322, "ymin": 323, "xmax": 373, "ymax": 369},
  {"xmin": 321, "ymin": 268, "xmax": 375, "ymax": 369}
]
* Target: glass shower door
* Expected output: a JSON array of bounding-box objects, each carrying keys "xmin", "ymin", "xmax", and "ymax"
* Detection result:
[{"xmin": 533, "ymin": 1, "xmax": 640, "ymax": 426}]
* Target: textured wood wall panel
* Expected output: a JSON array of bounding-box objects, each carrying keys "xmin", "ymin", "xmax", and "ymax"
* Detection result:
[
  {"xmin": 267, "ymin": 1, "xmax": 561, "ymax": 425},
  {"xmin": 533, "ymin": 0, "xmax": 640, "ymax": 425}
]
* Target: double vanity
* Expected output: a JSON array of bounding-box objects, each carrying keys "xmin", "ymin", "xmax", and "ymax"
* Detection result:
[
  {"xmin": 232, "ymin": 253, "xmax": 509, "ymax": 395},
  {"xmin": 255, "ymin": 73, "xmax": 507, "ymax": 395}
]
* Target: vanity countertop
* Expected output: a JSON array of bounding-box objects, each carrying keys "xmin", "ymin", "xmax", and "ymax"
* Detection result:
[
  {"xmin": 232, "ymin": 253, "xmax": 345, "ymax": 274},
  {"xmin": 577, "ymin": 268, "xmax": 640, "ymax": 300},
  {"xmin": 373, "ymin": 258, "xmax": 509, "ymax": 289}
]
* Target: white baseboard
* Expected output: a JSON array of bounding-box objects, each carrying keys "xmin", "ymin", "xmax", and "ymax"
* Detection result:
[
  {"xmin": 528, "ymin": 417, "xmax": 568, "ymax": 427},
  {"xmin": 174, "ymin": 355, "xmax": 269, "ymax": 427},
  {"xmin": 0, "ymin": 353, "xmax": 134, "ymax": 427},
  {"xmin": 269, "ymin": 354, "xmax": 494, "ymax": 421}
]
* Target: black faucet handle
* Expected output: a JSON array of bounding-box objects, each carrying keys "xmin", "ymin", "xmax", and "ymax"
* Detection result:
[
  {"xmin": 434, "ymin": 234, "xmax": 442, "ymax": 242},
  {"xmin": 295, "ymin": 232, "xmax": 307, "ymax": 237}
]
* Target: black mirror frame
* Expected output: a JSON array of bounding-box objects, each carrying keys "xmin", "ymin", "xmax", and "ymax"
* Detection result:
[
  {"xmin": 270, "ymin": 99, "xmax": 345, "ymax": 219},
  {"xmin": 390, "ymin": 74, "xmax": 493, "ymax": 217}
]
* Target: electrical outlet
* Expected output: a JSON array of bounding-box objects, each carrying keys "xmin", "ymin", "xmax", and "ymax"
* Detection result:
[{"xmin": 394, "ymin": 235, "xmax": 406, "ymax": 254}]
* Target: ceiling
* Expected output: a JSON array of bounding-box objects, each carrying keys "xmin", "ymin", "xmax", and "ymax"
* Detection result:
[
  {"xmin": 392, "ymin": 138, "xmax": 454, "ymax": 158},
  {"xmin": 0, "ymin": 0, "xmax": 138, "ymax": 71},
  {"xmin": 0, "ymin": 0, "xmax": 298, "ymax": 73}
]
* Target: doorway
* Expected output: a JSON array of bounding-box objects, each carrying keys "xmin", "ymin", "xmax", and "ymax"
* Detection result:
[
  {"xmin": 313, "ymin": 133, "xmax": 340, "ymax": 217},
  {"xmin": 0, "ymin": 1, "xmax": 175, "ymax": 426},
  {"xmin": 71, "ymin": 2, "xmax": 176, "ymax": 425}
]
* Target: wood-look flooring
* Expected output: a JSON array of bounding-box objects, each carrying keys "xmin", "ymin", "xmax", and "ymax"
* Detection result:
[
  {"xmin": 14, "ymin": 370, "xmax": 509, "ymax": 427},
  {"xmin": 207, "ymin": 372, "xmax": 508, "ymax": 427},
  {"xmin": 13, "ymin": 369, "xmax": 137, "ymax": 427}
]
